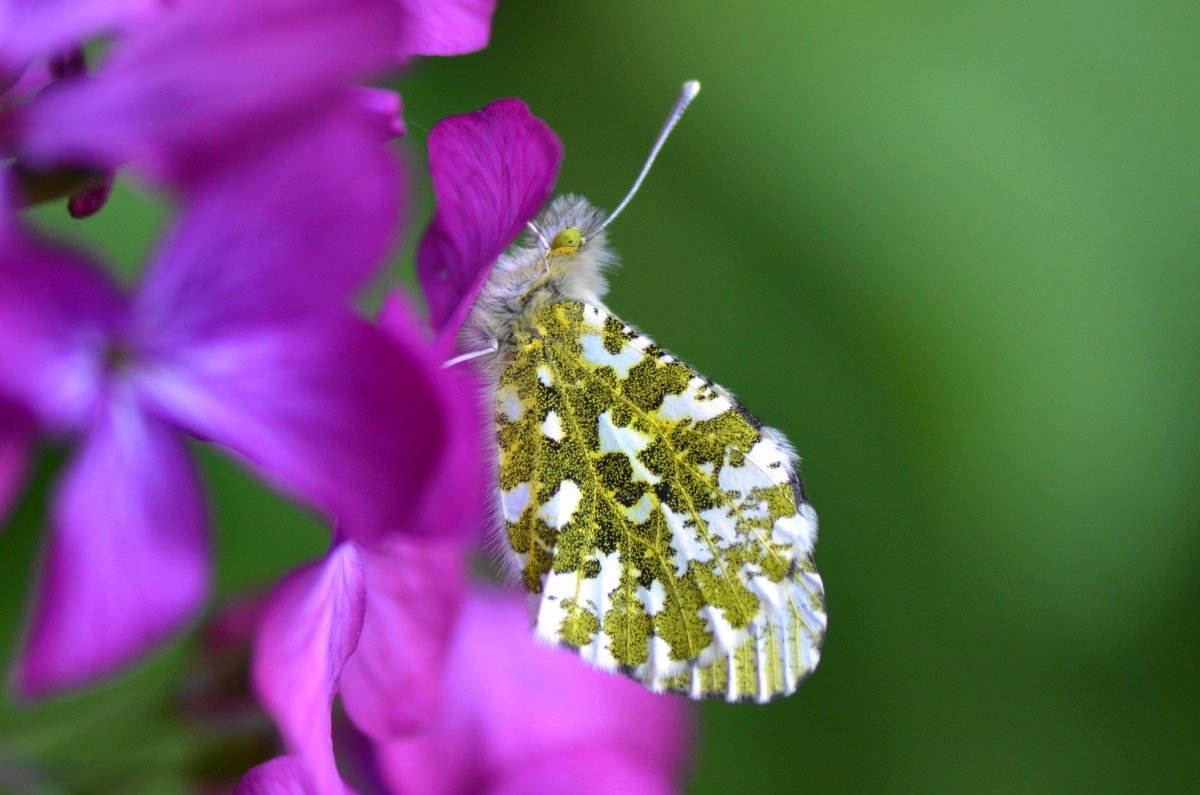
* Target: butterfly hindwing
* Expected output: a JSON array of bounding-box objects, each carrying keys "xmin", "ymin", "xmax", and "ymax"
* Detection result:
[{"xmin": 496, "ymin": 300, "xmax": 826, "ymax": 702}]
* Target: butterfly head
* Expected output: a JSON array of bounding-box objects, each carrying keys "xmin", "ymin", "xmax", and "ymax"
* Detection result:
[
  {"xmin": 549, "ymin": 227, "xmax": 582, "ymax": 255},
  {"xmin": 523, "ymin": 193, "xmax": 615, "ymax": 301}
]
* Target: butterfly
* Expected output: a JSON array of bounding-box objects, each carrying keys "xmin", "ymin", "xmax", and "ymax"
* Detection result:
[{"xmin": 453, "ymin": 82, "xmax": 826, "ymax": 702}]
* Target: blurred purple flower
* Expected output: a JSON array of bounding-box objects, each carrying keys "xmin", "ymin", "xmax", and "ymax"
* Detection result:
[
  {"xmin": 393, "ymin": 0, "xmax": 496, "ymax": 61},
  {"xmin": 374, "ymin": 589, "xmax": 693, "ymax": 795},
  {"xmin": 6, "ymin": 0, "xmax": 400, "ymax": 182},
  {"xmin": 0, "ymin": 106, "xmax": 475, "ymax": 697},
  {"xmin": 415, "ymin": 98, "xmax": 562, "ymax": 356},
  {"xmin": 3, "ymin": 0, "xmax": 496, "ymax": 193},
  {"xmin": 237, "ymin": 544, "xmax": 691, "ymax": 795},
  {"xmin": 0, "ymin": 0, "xmax": 160, "ymax": 80}
]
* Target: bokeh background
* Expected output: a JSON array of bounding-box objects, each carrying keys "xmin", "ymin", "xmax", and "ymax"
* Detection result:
[{"xmin": 3, "ymin": 1, "xmax": 1199, "ymax": 792}]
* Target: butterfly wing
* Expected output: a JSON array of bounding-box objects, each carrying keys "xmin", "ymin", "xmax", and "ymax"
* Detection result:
[{"xmin": 496, "ymin": 300, "xmax": 826, "ymax": 702}]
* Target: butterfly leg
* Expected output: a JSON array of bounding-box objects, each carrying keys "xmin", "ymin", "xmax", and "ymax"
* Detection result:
[{"xmin": 443, "ymin": 339, "xmax": 500, "ymax": 368}]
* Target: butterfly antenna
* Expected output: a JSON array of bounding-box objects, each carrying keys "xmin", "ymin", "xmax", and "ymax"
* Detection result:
[
  {"xmin": 527, "ymin": 219, "xmax": 552, "ymax": 273},
  {"xmin": 594, "ymin": 80, "xmax": 700, "ymax": 236}
]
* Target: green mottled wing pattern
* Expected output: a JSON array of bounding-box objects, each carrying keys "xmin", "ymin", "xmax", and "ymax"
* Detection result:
[{"xmin": 497, "ymin": 301, "xmax": 826, "ymax": 702}]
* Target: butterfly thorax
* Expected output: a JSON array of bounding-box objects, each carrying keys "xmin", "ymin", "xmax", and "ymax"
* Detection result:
[{"xmin": 459, "ymin": 196, "xmax": 619, "ymax": 378}]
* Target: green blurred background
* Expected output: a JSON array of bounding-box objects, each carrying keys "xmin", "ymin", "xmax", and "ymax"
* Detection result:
[{"xmin": 3, "ymin": 1, "xmax": 1200, "ymax": 792}]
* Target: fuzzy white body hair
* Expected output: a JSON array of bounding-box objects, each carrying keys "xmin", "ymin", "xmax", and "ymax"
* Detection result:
[{"xmin": 458, "ymin": 195, "xmax": 619, "ymax": 383}]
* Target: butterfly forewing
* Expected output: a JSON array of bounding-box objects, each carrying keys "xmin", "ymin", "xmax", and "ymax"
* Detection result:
[{"xmin": 496, "ymin": 300, "xmax": 826, "ymax": 702}]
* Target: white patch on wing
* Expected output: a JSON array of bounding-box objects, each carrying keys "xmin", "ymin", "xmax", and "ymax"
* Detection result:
[
  {"xmin": 662, "ymin": 504, "xmax": 713, "ymax": 575},
  {"xmin": 798, "ymin": 504, "xmax": 819, "ymax": 553},
  {"xmin": 582, "ymin": 303, "xmax": 605, "ymax": 325},
  {"xmin": 658, "ymin": 382, "xmax": 731, "ymax": 422},
  {"xmin": 637, "ymin": 579, "xmax": 667, "ymax": 616},
  {"xmin": 718, "ymin": 457, "xmax": 769, "ymax": 498},
  {"xmin": 776, "ymin": 512, "xmax": 814, "ymax": 552},
  {"xmin": 496, "ymin": 384, "xmax": 524, "ymax": 421},
  {"xmin": 538, "ymin": 479, "xmax": 582, "ymax": 529},
  {"xmin": 580, "ymin": 334, "xmax": 643, "ymax": 378},
  {"xmin": 623, "ymin": 492, "xmax": 655, "ymax": 523},
  {"xmin": 702, "ymin": 606, "xmax": 742, "ymax": 653},
  {"xmin": 747, "ymin": 574, "xmax": 786, "ymax": 613},
  {"xmin": 540, "ymin": 410, "xmax": 564, "ymax": 441},
  {"xmin": 500, "ymin": 482, "xmax": 532, "ymax": 522},
  {"xmin": 643, "ymin": 636, "xmax": 675, "ymax": 683},
  {"xmin": 699, "ymin": 506, "xmax": 739, "ymax": 548},
  {"xmin": 596, "ymin": 410, "xmax": 659, "ymax": 484},
  {"xmin": 747, "ymin": 437, "xmax": 791, "ymax": 471},
  {"xmin": 720, "ymin": 437, "xmax": 791, "ymax": 496}
]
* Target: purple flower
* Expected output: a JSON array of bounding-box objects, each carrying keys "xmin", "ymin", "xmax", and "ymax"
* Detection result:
[
  {"xmin": 6, "ymin": 0, "xmax": 401, "ymax": 182},
  {"xmin": 236, "ymin": 542, "xmax": 691, "ymax": 795},
  {"xmin": 373, "ymin": 589, "xmax": 693, "ymax": 795},
  {"xmin": 3, "ymin": 0, "xmax": 496, "ymax": 191},
  {"xmin": 0, "ymin": 0, "xmax": 160, "ymax": 80},
  {"xmin": 0, "ymin": 106, "xmax": 475, "ymax": 697},
  {"xmin": 416, "ymin": 98, "xmax": 563, "ymax": 356},
  {"xmin": 392, "ymin": 0, "xmax": 496, "ymax": 61}
]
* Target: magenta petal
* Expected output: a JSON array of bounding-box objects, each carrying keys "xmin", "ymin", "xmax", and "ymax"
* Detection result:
[
  {"xmin": 137, "ymin": 313, "xmax": 458, "ymax": 544},
  {"xmin": 236, "ymin": 755, "xmax": 363, "ymax": 795},
  {"xmin": 339, "ymin": 540, "xmax": 466, "ymax": 740},
  {"xmin": 0, "ymin": 400, "xmax": 33, "ymax": 525},
  {"xmin": 235, "ymin": 757, "xmax": 312, "ymax": 795},
  {"xmin": 0, "ymin": 0, "xmax": 161, "ymax": 69},
  {"xmin": 13, "ymin": 0, "xmax": 400, "ymax": 177},
  {"xmin": 15, "ymin": 392, "xmax": 209, "ymax": 697},
  {"xmin": 374, "ymin": 590, "xmax": 693, "ymax": 795},
  {"xmin": 0, "ymin": 203, "xmax": 125, "ymax": 429},
  {"xmin": 349, "ymin": 87, "xmax": 405, "ymax": 140},
  {"xmin": 251, "ymin": 544, "xmax": 365, "ymax": 795},
  {"xmin": 379, "ymin": 294, "xmax": 489, "ymax": 542},
  {"xmin": 416, "ymin": 99, "xmax": 561, "ymax": 353},
  {"xmin": 133, "ymin": 107, "xmax": 400, "ymax": 350},
  {"xmin": 394, "ymin": 0, "xmax": 496, "ymax": 58},
  {"xmin": 488, "ymin": 752, "xmax": 679, "ymax": 795}
]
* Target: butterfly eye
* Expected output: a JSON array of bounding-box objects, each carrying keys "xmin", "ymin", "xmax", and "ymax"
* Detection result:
[{"xmin": 550, "ymin": 227, "xmax": 582, "ymax": 254}]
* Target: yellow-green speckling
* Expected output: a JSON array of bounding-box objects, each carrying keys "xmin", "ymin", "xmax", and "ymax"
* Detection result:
[
  {"xmin": 558, "ymin": 598, "xmax": 600, "ymax": 648},
  {"xmin": 497, "ymin": 300, "xmax": 825, "ymax": 701}
]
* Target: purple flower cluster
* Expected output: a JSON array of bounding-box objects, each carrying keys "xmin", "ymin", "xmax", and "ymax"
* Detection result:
[{"xmin": 1, "ymin": 2, "xmax": 692, "ymax": 793}]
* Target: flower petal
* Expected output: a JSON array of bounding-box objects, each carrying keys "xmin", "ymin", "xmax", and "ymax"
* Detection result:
[
  {"xmin": 349, "ymin": 87, "xmax": 405, "ymax": 140},
  {"xmin": 131, "ymin": 105, "xmax": 400, "ymax": 350},
  {"xmin": 235, "ymin": 756, "xmax": 313, "ymax": 795},
  {"xmin": 416, "ymin": 99, "xmax": 561, "ymax": 353},
  {"xmin": 12, "ymin": 0, "xmax": 400, "ymax": 177},
  {"xmin": 0, "ymin": 193, "xmax": 124, "ymax": 429},
  {"xmin": 15, "ymin": 391, "xmax": 209, "ymax": 697},
  {"xmin": 488, "ymin": 752, "xmax": 679, "ymax": 795},
  {"xmin": 339, "ymin": 540, "xmax": 466, "ymax": 741},
  {"xmin": 373, "ymin": 590, "xmax": 693, "ymax": 795},
  {"xmin": 0, "ymin": 0, "xmax": 162, "ymax": 71},
  {"xmin": 379, "ymin": 294, "xmax": 489, "ymax": 542},
  {"xmin": 251, "ymin": 543, "xmax": 365, "ymax": 795},
  {"xmin": 136, "ymin": 312, "xmax": 463, "ymax": 545},
  {"xmin": 393, "ymin": 0, "xmax": 496, "ymax": 59},
  {"xmin": 0, "ymin": 400, "xmax": 33, "ymax": 525}
]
